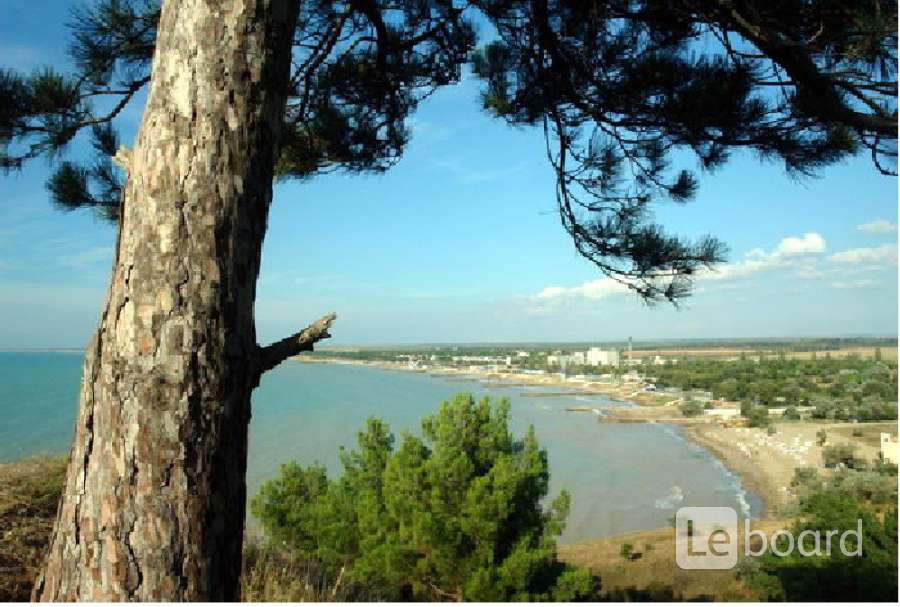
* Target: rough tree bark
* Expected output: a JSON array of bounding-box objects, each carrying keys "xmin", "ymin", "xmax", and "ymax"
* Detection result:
[{"xmin": 33, "ymin": 0, "xmax": 335, "ymax": 600}]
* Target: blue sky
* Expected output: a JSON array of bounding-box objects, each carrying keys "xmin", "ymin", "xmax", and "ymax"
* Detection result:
[{"xmin": 1, "ymin": 1, "xmax": 897, "ymax": 348}]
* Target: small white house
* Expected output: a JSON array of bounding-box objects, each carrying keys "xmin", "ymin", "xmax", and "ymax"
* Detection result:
[
  {"xmin": 622, "ymin": 369, "xmax": 642, "ymax": 383},
  {"xmin": 881, "ymin": 433, "xmax": 899, "ymax": 465},
  {"xmin": 704, "ymin": 408, "xmax": 741, "ymax": 419}
]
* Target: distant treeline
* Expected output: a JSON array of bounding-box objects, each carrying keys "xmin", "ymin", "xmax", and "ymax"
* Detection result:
[
  {"xmin": 314, "ymin": 337, "xmax": 896, "ymax": 357},
  {"xmin": 649, "ymin": 355, "xmax": 897, "ymax": 422}
]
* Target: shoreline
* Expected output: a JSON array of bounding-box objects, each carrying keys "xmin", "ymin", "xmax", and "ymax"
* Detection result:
[
  {"xmin": 679, "ymin": 425, "xmax": 781, "ymax": 518},
  {"xmin": 295, "ymin": 356, "xmax": 673, "ymax": 404},
  {"xmin": 297, "ymin": 356, "xmax": 776, "ymax": 519}
]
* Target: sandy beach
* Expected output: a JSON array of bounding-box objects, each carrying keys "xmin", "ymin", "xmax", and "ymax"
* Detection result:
[
  {"xmin": 681, "ymin": 425, "xmax": 797, "ymax": 517},
  {"xmin": 682, "ymin": 421, "xmax": 897, "ymax": 518}
]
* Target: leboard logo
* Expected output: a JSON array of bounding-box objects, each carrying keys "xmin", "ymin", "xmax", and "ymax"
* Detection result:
[
  {"xmin": 675, "ymin": 506, "xmax": 738, "ymax": 570},
  {"xmin": 675, "ymin": 506, "xmax": 864, "ymax": 570}
]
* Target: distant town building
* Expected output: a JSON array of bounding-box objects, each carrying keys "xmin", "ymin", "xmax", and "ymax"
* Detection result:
[
  {"xmin": 704, "ymin": 408, "xmax": 741, "ymax": 419},
  {"xmin": 881, "ymin": 433, "xmax": 898, "ymax": 465},
  {"xmin": 685, "ymin": 390, "xmax": 713, "ymax": 403},
  {"xmin": 546, "ymin": 354, "xmax": 568, "ymax": 367},
  {"xmin": 586, "ymin": 347, "xmax": 620, "ymax": 367},
  {"xmin": 548, "ymin": 347, "xmax": 621, "ymax": 369},
  {"xmin": 451, "ymin": 355, "xmax": 511, "ymax": 366}
]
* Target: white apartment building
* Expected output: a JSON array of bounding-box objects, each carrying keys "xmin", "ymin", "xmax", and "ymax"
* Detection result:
[{"xmin": 586, "ymin": 347, "xmax": 619, "ymax": 367}]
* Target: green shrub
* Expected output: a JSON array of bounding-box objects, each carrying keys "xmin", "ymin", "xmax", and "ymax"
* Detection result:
[
  {"xmin": 746, "ymin": 405, "xmax": 769, "ymax": 428},
  {"xmin": 823, "ymin": 443, "xmax": 860, "ymax": 469},
  {"xmin": 252, "ymin": 394, "xmax": 597, "ymax": 601},
  {"xmin": 746, "ymin": 492, "xmax": 898, "ymax": 601},
  {"xmin": 792, "ymin": 462, "xmax": 898, "ymax": 505},
  {"xmin": 679, "ymin": 400, "xmax": 704, "ymax": 417},
  {"xmin": 873, "ymin": 459, "xmax": 898, "ymax": 476},
  {"xmin": 791, "ymin": 466, "xmax": 821, "ymax": 490},
  {"xmin": 783, "ymin": 406, "xmax": 801, "ymax": 420}
]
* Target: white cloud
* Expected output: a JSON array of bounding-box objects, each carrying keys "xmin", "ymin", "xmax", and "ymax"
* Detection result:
[
  {"xmin": 533, "ymin": 232, "xmax": 829, "ymax": 301},
  {"xmin": 856, "ymin": 219, "xmax": 897, "ymax": 234},
  {"xmin": 700, "ymin": 232, "xmax": 827, "ymax": 281},
  {"xmin": 536, "ymin": 277, "xmax": 630, "ymax": 300},
  {"xmin": 828, "ymin": 244, "xmax": 898, "ymax": 265},
  {"xmin": 699, "ymin": 258, "xmax": 772, "ymax": 281},
  {"xmin": 773, "ymin": 232, "xmax": 826, "ymax": 256}
]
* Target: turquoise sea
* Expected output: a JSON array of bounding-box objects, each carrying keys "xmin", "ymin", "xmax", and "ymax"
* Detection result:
[{"xmin": 0, "ymin": 351, "xmax": 761, "ymax": 543}]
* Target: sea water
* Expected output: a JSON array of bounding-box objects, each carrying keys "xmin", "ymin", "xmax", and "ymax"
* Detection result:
[{"xmin": 0, "ymin": 352, "xmax": 761, "ymax": 542}]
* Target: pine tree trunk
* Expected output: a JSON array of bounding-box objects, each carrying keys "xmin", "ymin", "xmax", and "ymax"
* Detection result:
[{"xmin": 34, "ymin": 0, "xmax": 299, "ymax": 600}]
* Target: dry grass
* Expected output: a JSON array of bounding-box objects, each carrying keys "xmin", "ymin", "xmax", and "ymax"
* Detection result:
[
  {"xmin": 630, "ymin": 391, "xmax": 681, "ymax": 407},
  {"xmin": 785, "ymin": 347, "xmax": 898, "ymax": 362},
  {"xmin": 240, "ymin": 543, "xmax": 322, "ymax": 601},
  {"xmin": 241, "ymin": 542, "xmax": 372, "ymax": 602},
  {"xmin": 598, "ymin": 403, "xmax": 695, "ymax": 424},
  {"xmin": 559, "ymin": 520, "xmax": 788, "ymax": 601},
  {"xmin": 0, "ymin": 457, "xmax": 356, "ymax": 602},
  {"xmin": 0, "ymin": 455, "xmax": 67, "ymax": 602}
]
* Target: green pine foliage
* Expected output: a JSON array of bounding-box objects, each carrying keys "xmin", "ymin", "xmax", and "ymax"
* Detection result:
[
  {"xmin": 1, "ymin": 0, "xmax": 474, "ymax": 220},
  {"xmin": 251, "ymin": 393, "xmax": 597, "ymax": 601},
  {"xmin": 470, "ymin": 0, "xmax": 896, "ymax": 303}
]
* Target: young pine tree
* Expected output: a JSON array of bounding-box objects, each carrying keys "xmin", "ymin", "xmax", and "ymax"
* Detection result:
[{"xmin": 251, "ymin": 393, "xmax": 598, "ymax": 601}]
